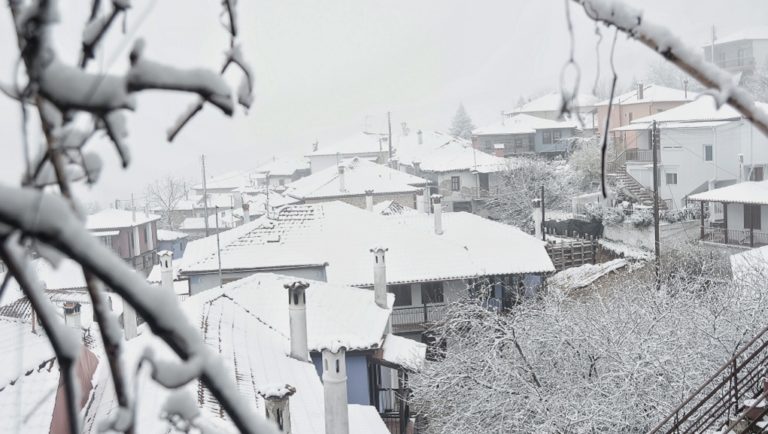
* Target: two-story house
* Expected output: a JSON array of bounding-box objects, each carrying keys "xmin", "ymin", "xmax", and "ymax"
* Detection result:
[
  {"xmin": 306, "ymin": 132, "xmax": 390, "ymax": 173},
  {"xmin": 507, "ymin": 92, "xmax": 599, "ymax": 136},
  {"xmin": 86, "ymin": 209, "xmax": 160, "ymax": 276},
  {"xmin": 253, "ymin": 157, "xmax": 311, "ymax": 190},
  {"xmin": 703, "ymin": 27, "xmax": 768, "ymax": 76},
  {"xmin": 596, "ymin": 83, "xmax": 694, "ymax": 152},
  {"xmin": 472, "ymin": 113, "xmax": 579, "ymax": 157},
  {"xmin": 611, "ymin": 96, "xmax": 768, "ymax": 209}
]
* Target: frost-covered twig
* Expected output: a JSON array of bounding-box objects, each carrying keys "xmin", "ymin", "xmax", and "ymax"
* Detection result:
[
  {"xmin": 1, "ymin": 233, "xmax": 83, "ymax": 434},
  {"xmin": 80, "ymin": 0, "xmax": 131, "ymax": 68},
  {"xmin": 0, "ymin": 186, "xmax": 276, "ymax": 434},
  {"xmin": 573, "ymin": 0, "xmax": 768, "ymax": 137}
]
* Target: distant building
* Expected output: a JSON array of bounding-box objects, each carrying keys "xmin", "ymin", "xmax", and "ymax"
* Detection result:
[
  {"xmin": 254, "ymin": 157, "xmax": 311, "ymax": 189},
  {"xmin": 703, "ymin": 27, "xmax": 768, "ymax": 75},
  {"xmin": 86, "ymin": 209, "xmax": 160, "ymax": 276},
  {"xmin": 306, "ymin": 132, "xmax": 390, "ymax": 173},
  {"xmin": 472, "ymin": 113, "xmax": 580, "ymax": 157},
  {"xmin": 156, "ymin": 229, "xmax": 189, "ymax": 259},
  {"xmin": 506, "ymin": 92, "xmax": 599, "ymax": 134}
]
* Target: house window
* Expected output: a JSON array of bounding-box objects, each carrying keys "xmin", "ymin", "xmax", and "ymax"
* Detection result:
[
  {"xmin": 553, "ymin": 130, "xmax": 562, "ymax": 142},
  {"xmin": 542, "ymin": 131, "xmax": 553, "ymax": 144},
  {"xmin": 704, "ymin": 144, "xmax": 713, "ymax": 161},
  {"xmin": 514, "ymin": 137, "xmax": 523, "ymax": 146},
  {"xmin": 665, "ymin": 173, "xmax": 678, "ymax": 185},
  {"xmin": 745, "ymin": 204, "xmax": 762, "ymax": 230},
  {"xmin": 388, "ymin": 284, "xmax": 412, "ymax": 307},
  {"xmin": 451, "ymin": 176, "xmax": 460, "ymax": 191},
  {"xmin": 421, "ymin": 282, "xmax": 444, "ymax": 304},
  {"xmin": 628, "ymin": 112, "xmax": 633, "ymax": 123},
  {"xmin": 751, "ymin": 167, "xmax": 764, "ymax": 181}
]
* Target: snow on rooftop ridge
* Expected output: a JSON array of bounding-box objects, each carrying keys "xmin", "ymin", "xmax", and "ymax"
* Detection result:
[
  {"xmin": 156, "ymin": 229, "xmax": 188, "ymax": 241},
  {"xmin": 254, "ymin": 157, "xmax": 310, "ymax": 177},
  {"xmin": 712, "ymin": 26, "xmax": 768, "ymax": 45},
  {"xmin": 473, "ymin": 113, "xmax": 578, "ymax": 136},
  {"xmin": 628, "ymin": 95, "xmax": 768, "ymax": 126},
  {"xmin": 415, "ymin": 142, "xmax": 509, "ymax": 174},
  {"xmin": 307, "ymin": 131, "xmax": 388, "ymax": 157},
  {"xmin": 86, "ymin": 208, "xmax": 160, "ymax": 230},
  {"xmin": 595, "ymin": 84, "xmax": 695, "ymax": 106},
  {"xmin": 509, "ymin": 92, "xmax": 599, "ymax": 114}
]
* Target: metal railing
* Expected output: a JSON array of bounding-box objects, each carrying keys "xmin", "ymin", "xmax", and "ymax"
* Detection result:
[
  {"xmin": 391, "ymin": 304, "xmax": 446, "ymax": 328},
  {"xmin": 650, "ymin": 325, "xmax": 768, "ymax": 433},
  {"xmin": 701, "ymin": 225, "xmax": 768, "ymax": 248},
  {"xmin": 606, "ymin": 150, "xmax": 626, "ymax": 174},
  {"xmin": 626, "ymin": 148, "xmax": 658, "ymax": 162}
]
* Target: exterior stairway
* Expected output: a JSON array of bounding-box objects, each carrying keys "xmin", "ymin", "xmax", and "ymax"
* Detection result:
[{"xmin": 608, "ymin": 164, "xmax": 668, "ymax": 210}]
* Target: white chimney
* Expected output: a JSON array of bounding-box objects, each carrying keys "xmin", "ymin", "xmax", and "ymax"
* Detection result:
[
  {"xmin": 285, "ymin": 281, "xmax": 309, "ymax": 362},
  {"xmin": 258, "ymin": 384, "xmax": 296, "ymax": 433},
  {"xmin": 123, "ymin": 303, "xmax": 138, "ymax": 340},
  {"xmin": 365, "ymin": 190, "xmax": 374, "ymax": 212},
  {"xmin": 338, "ymin": 165, "xmax": 346, "ymax": 192},
  {"xmin": 322, "ymin": 343, "xmax": 349, "ymax": 434},
  {"xmin": 63, "ymin": 302, "xmax": 81, "ymax": 329},
  {"xmin": 415, "ymin": 189, "xmax": 425, "ymax": 213},
  {"xmin": 532, "ymin": 198, "xmax": 543, "ymax": 239},
  {"xmin": 370, "ymin": 246, "xmax": 388, "ymax": 309},
  {"xmin": 432, "ymin": 194, "xmax": 444, "ymax": 235},
  {"xmin": 417, "ymin": 129, "xmax": 423, "ymax": 145},
  {"xmin": 242, "ymin": 202, "xmax": 251, "ymax": 224},
  {"xmin": 159, "ymin": 250, "xmax": 174, "ymax": 292},
  {"xmin": 637, "ymin": 83, "xmax": 644, "ymax": 100}
]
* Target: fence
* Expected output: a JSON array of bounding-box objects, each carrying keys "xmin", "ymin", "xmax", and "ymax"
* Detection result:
[
  {"xmin": 702, "ymin": 225, "xmax": 768, "ymax": 248},
  {"xmin": 625, "ymin": 148, "xmax": 658, "ymax": 162},
  {"xmin": 391, "ymin": 304, "xmax": 446, "ymax": 331},
  {"xmin": 545, "ymin": 233, "xmax": 598, "ymax": 271}
]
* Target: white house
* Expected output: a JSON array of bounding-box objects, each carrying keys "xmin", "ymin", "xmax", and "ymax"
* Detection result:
[
  {"xmin": 472, "ymin": 113, "xmax": 581, "ymax": 156},
  {"xmin": 703, "ymin": 26, "xmax": 768, "ymax": 75},
  {"xmin": 611, "ymin": 96, "xmax": 768, "ymax": 209},
  {"xmin": 506, "ymin": 92, "xmax": 599, "ymax": 122},
  {"xmin": 306, "ymin": 132, "xmax": 390, "ymax": 173},
  {"xmin": 254, "ymin": 157, "xmax": 311, "ymax": 189}
]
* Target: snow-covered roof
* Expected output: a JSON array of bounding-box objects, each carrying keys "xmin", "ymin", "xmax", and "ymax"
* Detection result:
[
  {"xmin": 712, "ymin": 26, "xmax": 768, "ymax": 45},
  {"xmin": 595, "ymin": 84, "xmax": 695, "ymax": 106},
  {"xmin": 508, "ymin": 92, "xmax": 599, "ymax": 115},
  {"xmin": 83, "ymin": 274, "xmax": 391, "ymax": 434},
  {"xmin": 385, "ymin": 212, "xmax": 555, "ymax": 277},
  {"xmin": 179, "ymin": 211, "xmax": 239, "ymax": 231},
  {"xmin": 181, "ymin": 202, "xmax": 554, "ymax": 285},
  {"xmin": 418, "ymin": 143, "xmax": 509, "ymax": 173},
  {"xmin": 0, "ymin": 258, "xmax": 87, "ymax": 307},
  {"xmin": 307, "ymin": 132, "xmax": 389, "ymax": 157},
  {"xmin": 376, "ymin": 333, "xmax": 426, "ymax": 372},
  {"xmin": 192, "ymin": 170, "xmax": 263, "ymax": 191},
  {"xmin": 86, "ymin": 209, "xmax": 160, "ymax": 230},
  {"xmin": 157, "ymin": 229, "xmax": 189, "ymax": 241},
  {"xmin": 688, "ymin": 180, "xmax": 768, "ymax": 205},
  {"xmin": 373, "ymin": 200, "xmax": 418, "ymax": 216},
  {"xmin": 472, "ymin": 113, "xmax": 578, "ymax": 136},
  {"xmin": 286, "ymin": 158, "xmax": 428, "ymax": 200},
  {"xmin": 255, "ymin": 157, "xmax": 310, "ymax": 177}
]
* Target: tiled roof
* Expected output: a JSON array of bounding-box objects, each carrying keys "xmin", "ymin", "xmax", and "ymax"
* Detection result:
[{"xmin": 286, "ymin": 158, "xmax": 428, "ymax": 200}]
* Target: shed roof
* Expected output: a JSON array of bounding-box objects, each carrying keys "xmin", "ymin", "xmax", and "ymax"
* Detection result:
[{"xmin": 688, "ymin": 180, "xmax": 768, "ymax": 205}]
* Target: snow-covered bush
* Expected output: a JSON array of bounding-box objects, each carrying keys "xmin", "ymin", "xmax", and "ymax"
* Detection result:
[
  {"xmin": 584, "ymin": 202, "xmax": 625, "ymax": 225},
  {"xmin": 628, "ymin": 208, "xmax": 654, "ymax": 227}
]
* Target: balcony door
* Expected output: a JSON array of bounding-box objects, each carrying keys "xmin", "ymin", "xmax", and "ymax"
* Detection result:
[{"xmin": 744, "ymin": 204, "xmax": 762, "ymax": 230}]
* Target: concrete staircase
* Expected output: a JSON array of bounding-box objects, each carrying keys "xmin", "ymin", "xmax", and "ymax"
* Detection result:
[{"xmin": 609, "ymin": 165, "xmax": 667, "ymax": 210}]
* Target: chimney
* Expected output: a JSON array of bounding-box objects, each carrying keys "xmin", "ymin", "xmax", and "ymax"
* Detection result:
[
  {"xmin": 417, "ymin": 129, "xmax": 423, "ymax": 145},
  {"xmin": 431, "ymin": 194, "xmax": 444, "ymax": 235},
  {"xmin": 415, "ymin": 189, "xmax": 425, "ymax": 213},
  {"xmin": 63, "ymin": 302, "xmax": 81, "ymax": 329},
  {"xmin": 365, "ymin": 190, "xmax": 374, "ymax": 212},
  {"xmin": 123, "ymin": 303, "xmax": 138, "ymax": 340},
  {"xmin": 322, "ymin": 343, "xmax": 349, "ymax": 434},
  {"xmin": 532, "ymin": 198, "xmax": 543, "ymax": 239},
  {"xmin": 370, "ymin": 246, "xmax": 388, "ymax": 309},
  {"xmin": 285, "ymin": 281, "xmax": 309, "ymax": 362},
  {"xmin": 637, "ymin": 83, "xmax": 644, "ymax": 100},
  {"xmin": 258, "ymin": 384, "xmax": 296, "ymax": 433},
  {"xmin": 401, "ymin": 122, "xmax": 410, "ymax": 136},
  {"xmin": 338, "ymin": 165, "xmax": 346, "ymax": 192},
  {"xmin": 412, "ymin": 161, "xmax": 421, "ymax": 176},
  {"xmin": 242, "ymin": 202, "xmax": 251, "ymax": 223},
  {"xmin": 159, "ymin": 250, "xmax": 174, "ymax": 292}
]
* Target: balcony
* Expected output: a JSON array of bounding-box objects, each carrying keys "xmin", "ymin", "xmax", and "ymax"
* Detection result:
[
  {"xmin": 701, "ymin": 224, "xmax": 768, "ymax": 248},
  {"xmin": 625, "ymin": 148, "xmax": 659, "ymax": 162},
  {"xmin": 391, "ymin": 304, "xmax": 445, "ymax": 332}
]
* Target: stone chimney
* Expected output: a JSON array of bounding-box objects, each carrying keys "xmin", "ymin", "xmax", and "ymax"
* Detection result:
[
  {"xmin": 432, "ymin": 194, "xmax": 444, "ymax": 235},
  {"xmin": 417, "ymin": 129, "xmax": 423, "ymax": 145},
  {"xmin": 242, "ymin": 202, "xmax": 251, "ymax": 224},
  {"xmin": 63, "ymin": 302, "xmax": 81, "ymax": 329},
  {"xmin": 532, "ymin": 198, "xmax": 543, "ymax": 239},
  {"xmin": 365, "ymin": 190, "xmax": 374, "ymax": 212},
  {"xmin": 370, "ymin": 246, "xmax": 388, "ymax": 309},
  {"xmin": 637, "ymin": 83, "xmax": 644, "ymax": 100},
  {"xmin": 159, "ymin": 250, "xmax": 174, "ymax": 292},
  {"xmin": 415, "ymin": 189, "xmax": 425, "ymax": 213},
  {"xmin": 285, "ymin": 281, "xmax": 309, "ymax": 362},
  {"xmin": 338, "ymin": 165, "xmax": 346, "ymax": 192},
  {"xmin": 258, "ymin": 384, "xmax": 296, "ymax": 433},
  {"xmin": 322, "ymin": 343, "xmax": 349, "ymax": 434}
]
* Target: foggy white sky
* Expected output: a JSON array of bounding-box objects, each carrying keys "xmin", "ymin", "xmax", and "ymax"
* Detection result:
[{"xmin": 0, "ymin": 0, "xmax": 766, "ymax": 205}]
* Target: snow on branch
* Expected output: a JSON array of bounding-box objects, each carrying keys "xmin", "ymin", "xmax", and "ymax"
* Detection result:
[
  {"xmin": 0, "ymin": 186, "xmax": 277, "ymax": 434},
  {"xmin": 573, "ymin": 0, "xmax": 768, "ymax": 137},
  {"xmin": 80, "ymin": 0, "xmax": 131, "ymax": 68}
]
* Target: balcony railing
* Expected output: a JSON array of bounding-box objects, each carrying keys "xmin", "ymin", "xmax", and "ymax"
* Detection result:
[
  {"xmin": 702, "ymin": 226, "xmax": 768, "ymax": 248},
  {"xmin": 392, "ymin": 304, "xmax": 446, "ymax": 329},
  {"xmin": 625, "ymin": 148, "xmax": 658, "ymax": 162}
]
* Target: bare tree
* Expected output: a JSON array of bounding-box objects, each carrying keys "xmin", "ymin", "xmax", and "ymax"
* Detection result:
[
  {"xmin": 145, "ymin": 176, "xmax": 188, "ymax": 230},
  {"xmin": 0, "ymin": 0, "xmax": 273, "ymax": 433}
]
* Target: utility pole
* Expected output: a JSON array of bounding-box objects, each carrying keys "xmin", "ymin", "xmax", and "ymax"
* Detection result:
[
  {"xmin": 214, "ymin": 206, "xmax": 223, "ymax": 287},
  {"xmin": 265, "ymin": 171, "xmax": 270, "ymax": 219},
  {"xmin": 387, "ymin": 111, "xmax": 393, "ymax": 164},
  {"xmin": 541, "ymin": 186, "xmax": 545, "ymax": 241},
  {"xmin": 651, "ymin": 120, "xmax": 661, "ymax": 290},
  {"xmin": 201, "ymin": 154, "xmax": 210, "ymax": 237}
]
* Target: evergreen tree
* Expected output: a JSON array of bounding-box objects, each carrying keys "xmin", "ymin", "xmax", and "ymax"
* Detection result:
[{"xmin": 450, "ymin": 103, "xmax": 475, "ymax": 139}]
